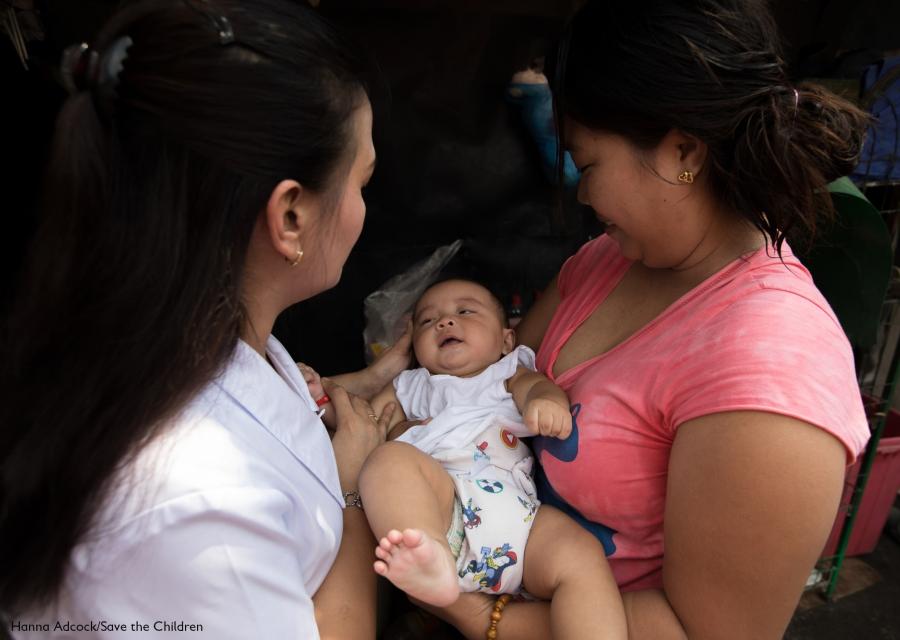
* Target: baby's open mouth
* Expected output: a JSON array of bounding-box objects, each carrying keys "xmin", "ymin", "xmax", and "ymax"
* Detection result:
[{"xmin": 439, "ymin": 337, "xmax": 462, "ymax": 348}]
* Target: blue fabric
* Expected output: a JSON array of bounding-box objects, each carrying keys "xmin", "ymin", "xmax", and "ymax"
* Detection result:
[
  {"xmin": 853, "ymin": 55, "xmax": 900, "ymax": 184},
  {"xmin": 506, "ymin": 82, "xmax": 580, "ymax": 188}
]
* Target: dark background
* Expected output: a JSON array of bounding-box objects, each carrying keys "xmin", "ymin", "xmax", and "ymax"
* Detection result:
[{"xmin": 4, "ymin": 0, "xmax": 900, "ymax": 374}]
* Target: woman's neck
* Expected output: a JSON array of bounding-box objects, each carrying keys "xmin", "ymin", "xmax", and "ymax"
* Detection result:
[
  {"xmin": 240, "ymin": 285, "xmax": 282, "ymax": 360},
  {"xmin": 665, "ymin": 213, "xmax": 765, "ymax": 288}
]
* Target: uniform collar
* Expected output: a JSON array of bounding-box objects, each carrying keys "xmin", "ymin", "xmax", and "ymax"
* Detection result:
[{"xmin": 214, "ymin": 336, "xmax": 343, "ymax": 508}]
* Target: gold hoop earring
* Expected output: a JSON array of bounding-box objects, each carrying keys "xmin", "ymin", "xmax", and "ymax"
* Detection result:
[
  {"xmin": 677, "ymin": 170, "xmax": 694, "ymax": 184},
  {"xmin": 286, "ymin": 247, "xmax": 304, "ymax": 267}
]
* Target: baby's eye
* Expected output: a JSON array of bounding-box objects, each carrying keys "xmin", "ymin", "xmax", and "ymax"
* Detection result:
[
  {"xmin": 458, "ymin": 309, "xmax": 473, "ymax": 315},
  {"xmin": 418, "ymin": 317, "xmax": 433, "ymax": 326}
]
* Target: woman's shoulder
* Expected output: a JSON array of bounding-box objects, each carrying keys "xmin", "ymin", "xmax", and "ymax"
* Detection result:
[
  {"xmin": 664, "ymin": 248, "xmax": 868, "ymax": 461},
  {"xmin": 676, "ymin": 248, "xmax": 854, "ymax": 377},
  {"xmin": 55, "ymin": 400, "xmax": 324, "ymax": 638},
  {"xmin": 95, "ymin": 368, "xmax": 337, "ymax": 537},
  {"xmin": 711, "ymin": 248, "xmax": 843, "ymax": 331},
  {"xmin": 96, "ymin": 400, "xmax": 281, "ymax": 529}
]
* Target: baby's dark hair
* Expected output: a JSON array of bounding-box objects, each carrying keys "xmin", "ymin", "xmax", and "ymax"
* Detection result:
[{"xmin": 415, "ymin": 278, "xmax": 509, "ymax": 328}]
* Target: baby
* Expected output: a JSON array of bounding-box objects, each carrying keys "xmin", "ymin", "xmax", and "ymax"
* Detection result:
[{"xmin": 358, "ymin": 279, "xmax": 626, "ymax": 639}]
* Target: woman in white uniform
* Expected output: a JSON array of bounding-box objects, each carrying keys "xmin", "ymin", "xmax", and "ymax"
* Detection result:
[{"xmin": 0, "ymin": 1, "xmax": 404, "ymax": 638}]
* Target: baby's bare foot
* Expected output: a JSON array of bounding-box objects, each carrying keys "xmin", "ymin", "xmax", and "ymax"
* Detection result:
[{"xmin": 373, "ymin": 528, "xmax": 459, "ymax": 607}]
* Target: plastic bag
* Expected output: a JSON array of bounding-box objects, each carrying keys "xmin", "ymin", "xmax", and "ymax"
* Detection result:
[{"xmin": 363, "ymin": 239, "xmax": 463, "ymax": 363}]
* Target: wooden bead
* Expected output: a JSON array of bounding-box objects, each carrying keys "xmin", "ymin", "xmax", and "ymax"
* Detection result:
[{"xmin": 485, "ymin": 595, "xmax": 512, "ymax": 639}]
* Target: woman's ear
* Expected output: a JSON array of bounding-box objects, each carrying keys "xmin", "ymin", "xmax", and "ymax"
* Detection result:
[
  {"xmin": 658, "ymin": 129, "xmax": 708, "ymax": 183},
  {"xmin": 264, "ymin": 179, "xmax": 315, "ymax": 264}
]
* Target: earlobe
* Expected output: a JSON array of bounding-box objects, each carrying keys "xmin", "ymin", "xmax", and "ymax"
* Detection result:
[
  {"xmin": 265, "ymin": 179, "xmax": 309, "ymax": 263},
  {"xmin": 675, "ymin": 131, "xmax": 707, "ymax": 176}
]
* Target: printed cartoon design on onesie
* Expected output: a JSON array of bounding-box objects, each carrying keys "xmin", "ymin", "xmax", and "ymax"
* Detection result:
[
  {"xmin": 458, "ymin": 543, "xmax": 518, "ymax": 592},
  {"xmin": 476, "ymin": 478, "xmax": 504, "ymax": 494},
  {"xmin": 534, "ymin": 404, "xmax": 619, "ymax": 555},
  {"xmin": 500, "ymin": 429, "xmax": 518, "ymax": 448},
  {"xmin": 462, "ymin": 498, "xmax": 482, "ymax": 529},
  {"xmin": 474, "ymin": 440, "xmax": 490, "ymax": 464},
  {"xmin": 517, "ymin": 494, "xmax": 538, "ymax": 523}
]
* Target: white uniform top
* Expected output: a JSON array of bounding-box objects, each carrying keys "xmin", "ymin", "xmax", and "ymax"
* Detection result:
[
  {"xmin": 15, "ymin": 337, "xmax": 342, "ymax": 640},
  {"xmin": 395, "ymin": 346, "xmax": 536, "ymax": 458}
]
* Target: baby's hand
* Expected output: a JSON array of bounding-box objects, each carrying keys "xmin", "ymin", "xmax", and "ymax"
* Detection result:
[
  {"xmin": 297, "ymin": 362, "xmax": 325, "ymax": 402},
  {"xmin": 523, "ymin": 397, "xmax": 572, "ymax": 439}
]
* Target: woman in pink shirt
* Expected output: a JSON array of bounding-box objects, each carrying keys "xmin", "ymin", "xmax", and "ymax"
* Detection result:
[{"xmin": 428, "ymin": 1, "xmax": 871, "ymax": 638}]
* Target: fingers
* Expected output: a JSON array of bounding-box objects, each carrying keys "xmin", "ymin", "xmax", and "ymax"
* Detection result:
[
  {"xmin": 524, "ymin": 403, "xmax": 572, "ymax": 439},
  {"xmin": 323, "ymin": 380, "xmax": 372, "ymax": 415},
  {"xmin": 394, "ymin": 319, "xmax": 413, "ymax": 349},
  {"xmin": 375, "ymin": 402, "xmax": 396, "ymax": 439},
  {"xmin": 296, "ymin": 362, "xmax": 319, "ymax": 384},
  {"xmin": 324, "ymin": 381, "xmax": 369, "ymax": 420},
  {"xmin": 322, "ymin": 378, "xmax": 350, "ymax": 409}
]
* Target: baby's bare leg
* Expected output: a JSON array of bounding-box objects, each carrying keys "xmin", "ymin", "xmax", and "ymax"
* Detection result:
[
  {"xmin": 522, "ymin": 505, "xmax": 627, "ymax": 640},
  {"xmin": 359, "ymin": 441, "xmax": 460, "ymax": 607}
]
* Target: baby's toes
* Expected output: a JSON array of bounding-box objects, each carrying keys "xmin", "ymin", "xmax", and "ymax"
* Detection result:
[
  {"xmin": 401, "ymin": 528, "xmax": 424, "ymax": 547},
  {"xmin": 386, "ymin": 529, "xmax": 405, "ymax": 545},
  {"xmin": 379, "ymin": 536, "xmax": 396, "ymax": 553},
  {"xmin": 375, "ymin": 545, "xmax": 391, "ymax": 561}
]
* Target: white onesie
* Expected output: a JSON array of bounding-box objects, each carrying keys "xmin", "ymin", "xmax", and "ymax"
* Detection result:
[{"xmin": 394, "ymin": 346, "xmax": 540, "ymax": 595}]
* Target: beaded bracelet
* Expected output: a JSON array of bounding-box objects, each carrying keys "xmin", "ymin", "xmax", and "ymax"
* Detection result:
[{"xmin": 485, "ymin": 594, "xmax": 512, "ymax": 639}]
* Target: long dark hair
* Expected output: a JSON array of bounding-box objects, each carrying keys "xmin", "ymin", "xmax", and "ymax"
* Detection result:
[
  {"xmin": 0, "ymin": 0, "xmax": 368, "ymax": 613},
  {"xmin": 550, "ymin": 0, "xmax": 870, "ymax": 254}
]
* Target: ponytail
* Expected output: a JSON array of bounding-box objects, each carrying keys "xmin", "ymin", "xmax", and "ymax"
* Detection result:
[{"xmin": 723, "ymin": 83, "xmax": 870, "ymax": 253}]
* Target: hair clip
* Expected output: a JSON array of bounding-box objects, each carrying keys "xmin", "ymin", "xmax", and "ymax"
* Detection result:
[
  {"xmin": 98, "ymin": 36, "xmax": 133, "ymax": 89},
  {"xmin": 60, "ymin": 42, "xmax": 92, "ymax": 94},
  {"xmin": 60, "ymin": 36, "xmax": 132, "ymax": 95},
  {"xmin": 183, "ymin": 0, "xmax": 235, "ymax": 45}
]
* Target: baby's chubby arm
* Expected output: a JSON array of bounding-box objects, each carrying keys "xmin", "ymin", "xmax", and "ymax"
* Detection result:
[{"xmin": 506, "ymin": 366, "xmax": 572, "ymax": 439}]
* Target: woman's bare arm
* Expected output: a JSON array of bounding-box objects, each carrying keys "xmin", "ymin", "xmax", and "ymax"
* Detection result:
[
  {"xmin": 312, "ymin": 384, "xmax": 394, "ymax": 639},
  {"xmin": 318, "ymin": 327, "xmax": 413, "ymax": 400},
  {"xmin": 636, "ymin": 410, "xmax": 846, "ymax": 639}
]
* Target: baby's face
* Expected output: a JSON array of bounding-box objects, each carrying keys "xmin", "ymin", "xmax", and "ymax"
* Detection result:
[{"xmin": 412, "ymin": 280, "xmax": 514, "ymax": 377}]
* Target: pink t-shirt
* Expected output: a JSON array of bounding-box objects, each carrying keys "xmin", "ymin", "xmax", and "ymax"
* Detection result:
[{"xmin": 533, "ymin": 235, "xmax": 869, "ymax": 592}]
